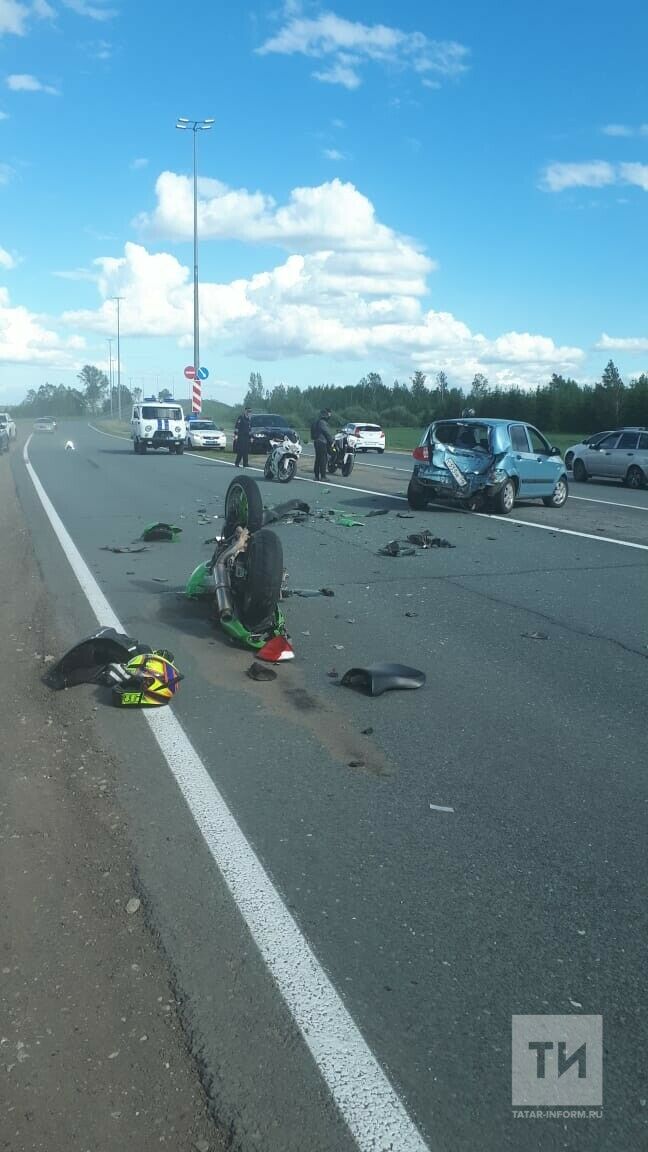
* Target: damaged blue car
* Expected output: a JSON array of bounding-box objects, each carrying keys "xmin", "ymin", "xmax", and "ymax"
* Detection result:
[{"xmin": 407, "ymin": 418, "xmax": 569, "ymax": 515}]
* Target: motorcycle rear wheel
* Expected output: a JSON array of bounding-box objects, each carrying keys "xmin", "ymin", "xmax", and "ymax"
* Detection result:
[{"xmin": 235, "ymin": 528, "xmax": 284, "ymax": 630}]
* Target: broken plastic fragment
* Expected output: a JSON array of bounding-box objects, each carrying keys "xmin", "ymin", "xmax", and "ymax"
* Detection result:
[
  {"xmin": 365, "ymin": 508, "xmax": 389, "ymax": 517},
  {"xmin": 43, "ymin": 628, "xmax": 150, "ymax": 690},
  {"xmin": 141, "ymin": 522, "xmax": 182, "ymax": 542},
  {"xmin": 379, "ymin": 540, "xmax": 416, "ymax": 557},
  {"xmin": 246, "ymin": 662, "xmax": 278, "ymax": 682},
  {"xmin": 257, "ymin": 635, "xmax": 295, "ymax": 663},
  {"xmin": 340, "ymin": 662, "xmax": 426, "ymax": 697},
  {"xmin": 407, "ymin": 532, "xmax": 454, "ymax": 549}
]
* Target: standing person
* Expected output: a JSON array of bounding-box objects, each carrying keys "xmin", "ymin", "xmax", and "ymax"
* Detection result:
[
  {"xmin": 310, "ymin": 408, "xmax": 334, "ymax": 481},
  {"xmin": 234, "ymin": 406, "xmax": 252, "ymax": 468}
]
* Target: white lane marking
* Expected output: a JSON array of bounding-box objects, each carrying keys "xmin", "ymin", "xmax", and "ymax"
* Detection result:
[
  {"xmin": 569, "ymin": 493, "xmax": 648, "ymax": 512},
  {"xmin": 22, "ymin": 435, "xmax": 430, "ymax": 1152},
  {"xmin": 473, "ymin": 511, "xmax": 648, "ymax": 552},
  {"xmin": 86, "ymin": 424, "xmax": 648, "ymax": 551}
]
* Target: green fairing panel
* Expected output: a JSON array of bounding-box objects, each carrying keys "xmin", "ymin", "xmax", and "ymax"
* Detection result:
[{"xmin": 186, "ymin": 562, "xmax": 215, "ymax": 598}]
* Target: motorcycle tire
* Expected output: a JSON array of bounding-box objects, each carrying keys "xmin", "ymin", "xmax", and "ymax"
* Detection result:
[
  {"xmin": 277, "ymin": 456, "xmax": 297, "ymax": 482},
  {"xmin": 327, "ymin": 461, "xmax": 338, "ymax": 474},
  {"xmin": 263, "ymin": 458, "xmax": 273, "ymax": 480},
  {"xmin": 236, "ymin": 528, "xmax": 284, "ymax": 630},
  {"xmin": 342, "ymin": 455, "xmax": 354, "ymax": 477},
  {"xmin": 224, "ymin": 475, "xmax": 264, "ymax": 535}
]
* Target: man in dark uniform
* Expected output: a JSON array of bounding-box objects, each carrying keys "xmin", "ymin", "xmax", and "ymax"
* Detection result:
[
  {"xmin": 234, "ymin": 406, "xmax": 252, "ymax": 467},
  {"xmin": 310, "ymin": 408, "xmax": 334, "ymax": 481}
]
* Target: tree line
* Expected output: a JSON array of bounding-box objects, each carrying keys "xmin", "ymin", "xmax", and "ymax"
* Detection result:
[
  {"xmin": 7, "ymin": 359, "xmax": 648, "ymax": 435},
  {"xmin": 243, "ymin": 361, "xmax": 648, "ymax": 433}
]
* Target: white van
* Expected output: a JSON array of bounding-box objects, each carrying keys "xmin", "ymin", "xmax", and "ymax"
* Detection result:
[{"xmin": 131, "ymin": 402, "xmax": 187, "ymax": 454}]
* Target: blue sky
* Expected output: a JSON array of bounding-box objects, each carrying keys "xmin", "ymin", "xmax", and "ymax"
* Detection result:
[{"xmin": 1, "ymin": 0, "xmax": 647, "ymax": 406}]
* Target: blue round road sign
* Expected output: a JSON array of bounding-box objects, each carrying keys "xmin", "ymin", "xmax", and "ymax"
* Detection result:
[{"xmin": 196, "ymin": 366, "xmax": 209, "ymax": 381}]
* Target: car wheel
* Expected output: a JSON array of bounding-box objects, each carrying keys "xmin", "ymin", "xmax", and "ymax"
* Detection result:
[
  {"xmin": 378, "ymin": 448, "xmax": 385, "ymax": 454},
  {"xmin": 493, "ymin": 478, "xmax": 516, "ymax": 515},
  {"xmin": 133, "ymin": 439, "xmax": 139, "ymax": 453},
  {"xmin": 542, "ymin": 476, "xmax": 569, "ymax": 508},
  {"xmin": 176, "ymin": 442, "xmax": 184, "ymax": 455},
  {"xmin": 625, "ymin": 465, "xmax": 645, "ymax": 490},
  {"xmin": 565, "ymin": 451, "xmax": 574, "ymax": 470},
  {"xmin": 187, "ymin": 438, "xmax": 193, "ymax": 449},
  {"xmin": 407, "ymin": 479, "xmax": 428, "ymax": 510},
  {"xmin": 572, "ymin": 459, "xmax": 587, "ymax": 482}
]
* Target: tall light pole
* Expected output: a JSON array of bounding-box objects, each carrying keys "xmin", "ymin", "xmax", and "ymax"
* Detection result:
[
  {"xmin": 107, "ymin": 338, "xmax": 113, "ymax": 416},
  {"xmin": 175, "ymin": 117, "xmax": 214, "ymax": 386},
  {"xmin": 112, "ymin": 296, "xmax": 123, "ymax": 421}
]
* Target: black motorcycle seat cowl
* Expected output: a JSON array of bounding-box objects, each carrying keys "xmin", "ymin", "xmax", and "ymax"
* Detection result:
[
  {"xmin": 43, "ymin": 628, "xmax": 150, "ymax": 689},
  {"xmin": 340, "ymin": 662, "xmax": 426, "ymax": 697}
]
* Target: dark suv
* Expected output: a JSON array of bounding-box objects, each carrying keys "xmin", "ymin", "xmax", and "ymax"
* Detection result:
[{"xmin": 235, "ymin": 413, "xmax": 300, "ymax": 454}]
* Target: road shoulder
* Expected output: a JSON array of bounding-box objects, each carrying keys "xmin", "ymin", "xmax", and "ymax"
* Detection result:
[{"xmin": 0, "ymin": 453, "xmax": 223, "ymax": 1152}]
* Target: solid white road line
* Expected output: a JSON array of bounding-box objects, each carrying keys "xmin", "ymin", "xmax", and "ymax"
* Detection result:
[
  {"xmin": 569, "ymin": 493, "xmax": 648, "ymax": 511},
  {"xmin": 86, "ymin": 424, "xmax": 648, "ymax": 551},
  {"xmin": 23, "ymin": 436, "xmax": 430, "ymax": 1152}
]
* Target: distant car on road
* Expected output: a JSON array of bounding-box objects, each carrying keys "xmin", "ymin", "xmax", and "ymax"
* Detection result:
[
  {"xmin": 235, "ymin": 413, "xmax": 300, "ymax": 455},
  {"xmin": 0, "ymin": 425, "xmax": 8, "ymax": 454},
  {"xmin": 568, "ymin": 427, "xmax": 648, "ymax": 488},
  {"xmin": 0, "ymin": 412, "xmax": 16, "ymax": 440},
  {"xmin": 408, "ymin": 417, "xmax": 568, "ymax": 514},
  {"xmin": 186, "ymin": 419, "xmax": 226, "ymax": 450},
  {"xmin": 33, "ymin": 417, "xmax": 57, "ymax": 433},
  {"xmin": 564, "ymin": 430, "xmax": 617, "ymax": 471},
  {"xmin": 340, "ymin": 422, "xmax": 385, "ymax": 453}
]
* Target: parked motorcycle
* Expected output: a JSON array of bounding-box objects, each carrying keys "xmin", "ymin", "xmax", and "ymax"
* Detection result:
[
  {"xmin": 327, "ymin": 431, "xmax": 355, "ymax": 477},
  {"xmin": 263, "ymin": 435, "xmax": 302, "ymax": 483},
  {"xmin": 186, "ymin": 475, "xmax": 292, "ymax": 657}
]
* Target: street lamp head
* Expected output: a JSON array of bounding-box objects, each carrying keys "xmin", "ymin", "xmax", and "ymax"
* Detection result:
[{"xmin": 176, "ymin": 122, "xmax": 189, "ymax": 130}]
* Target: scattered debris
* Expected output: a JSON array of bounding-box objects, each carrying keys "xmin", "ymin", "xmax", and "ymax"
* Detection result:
[
  {"xmin": 282, "ymin": 587, "xmax": 335, "ymax": 599},
  {"xmin": 379, "ymin": 540, "xmax": 417, "ymax": 557},
  {"xmin": 407, "ymin": 531, "xmax": 454, "ymax": 549},
  {"xmin": 125, "ymin": 897, "xmax": 141, "ymax": 915},
  {"xmin": 521, "ymin": 631, "xmax": 549, "ymax": 640},
  {"xmin": 334, "ymin": 644, "xmax": 345, "ymax": 651},
  {"xmin": 336, "ymin": 515, "xmax": 363, "ymax": 527},
  {"xmin": 396, "ymin": 512, "xmax": 415, "ymax": 519},
  {"xmin": 141, "ymin": 522, "xmax": 182, "ymax": 542},
  {"xmin": 100, "ymin": 545, "xmax": 148, "ymax": 554},
  {"xmin": 404, "ymin": 611, "xmax": 418, "ymax": 618},
  {"xmin": 341, "ymin": 662, "xmax": 426, "ymax": 697},
  {"xmin": 361, "ymin": 727, "xmax": 374, "ymax": 735},
  {"xmin": 43, "ymin": 628, "xmax": 147, "ymax": 690},
  {"xmin": 348, "ymin": 759, "xmax": 365, "ymax": 769},
  {"xmin": 152, "ymin": 577, "xmax": 169, "ymax": 584},
  {"xmin": 246, "ymin": 662, "xmax": 278, "ymax": 682},
  {"xmin": 429, "ymin": 803, "xmax": 455, "ymax": 813},
  {"xmin": 365, "ymin": 508, "xmax": 389, "ymax": 518},
  {"xmin": 262, "ymin": 499, "xmax": 311, "ymax": 525},
  {"xmin": 327, "ymin": 669, "xmax": 339, "ymax": 679},
  {"xmin": 486, "ymin": 536, "xmax": 497, "ymax": 541},
  {"xmin": 64, "ymin": 440, "xmax": 75, "ymax": 451},
  {"xmin": 256, "ymin": 635, "xmax": 295, "ymax": 663}
]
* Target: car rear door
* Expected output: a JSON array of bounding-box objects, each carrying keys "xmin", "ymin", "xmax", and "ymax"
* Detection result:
[
  {"xmin": 607, "ymin": 431, "xmax": 640, "ymax": 479},
  {"xmin": 525, "ymin": 426, "xmax": 562, "ymax": 495},
  {"xmin": 508, "ymin": 424, "xmax": 535, "ymax": 496}
]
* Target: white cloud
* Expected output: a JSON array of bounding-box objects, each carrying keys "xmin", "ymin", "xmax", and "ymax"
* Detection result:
[
  {"xmin": 619, "ymin": 162, "xmax": 648, "ymax": 191},
  {"xmin": 0, "ymin": 245, "xmax": 16, "ymax": 268},
  {"xmin": 6, "ymin": 72, "xmax": 59, "ymax": 94},
  {"xmin": 0, "ymin": 0, "xmax": 52, "ymax": 35},
  {"xmin": 0, "ymin": 110, "xmax": 8, "ymax": 119},
  {"xmin": 541, "ymin": 161, "xmax": 615, "ymax": 192},
  {"xmin": 130, "ymin": 156, "xmax": 148, "ymax": 170},
  {"xmin": 322, "ymin": 147, "xmax": 344, "ymax": 160},
  {"xmin": 61, "ymin": 0, "xmax": 116, "ymax": 19},
  {"xmin": 257, "ymin": 10, "xmax": 469, "ymax": 89},
  {"xmin": 52, "ymin": 266, "xmax": 97, "ymax": 281},
  {"xmin": 0, "ymin": 286, "xmax": 83, "ymax": 366},
  {"xmin": 602, "ymin": 123, "xmax": 633, "ymax": 137},
  {"xmin": 0, "ymin": 162, "xmax": 14, "ymax": 183},
  {"xmin": 597, "ymin": 333, "xmax": 648, "ymax": 353}
]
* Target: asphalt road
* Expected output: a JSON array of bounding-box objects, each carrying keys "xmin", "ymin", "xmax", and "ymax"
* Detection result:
[{"xmin": 11, "ymin": 423, "xmax": 648, "ymax": 1152}]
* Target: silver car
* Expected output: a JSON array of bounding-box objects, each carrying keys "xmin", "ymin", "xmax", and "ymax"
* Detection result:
[{"xmin": 570, "ymin": 427, "xmax": 648, "ymax": 488}]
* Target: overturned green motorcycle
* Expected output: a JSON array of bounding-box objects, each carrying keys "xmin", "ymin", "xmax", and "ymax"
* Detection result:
[{"xmin": 186, "ymin": 475, "xmax": 293, "ymax": 659}]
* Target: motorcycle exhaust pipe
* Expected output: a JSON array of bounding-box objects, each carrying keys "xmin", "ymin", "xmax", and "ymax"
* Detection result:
[{"xmin": 213, "ymin": 528, "xmax": 249, "ymax": 621}]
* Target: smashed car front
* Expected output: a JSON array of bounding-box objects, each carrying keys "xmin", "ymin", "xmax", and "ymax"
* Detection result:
[{"xmin": 412, "ymin": 421, "xmax": 506, "ymax": 502}]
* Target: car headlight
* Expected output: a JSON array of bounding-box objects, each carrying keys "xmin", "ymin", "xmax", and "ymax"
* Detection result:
[
  {"xmin": 488, "ymin": 468, "xmax": 508, "ymax": 484},
  {"xmin": 144, "ymin": 424, "xmax": 153, "ymax": 432},
  {"xmin": 174, "ymin": 425, "xmax": 182, "ymax": 433}
]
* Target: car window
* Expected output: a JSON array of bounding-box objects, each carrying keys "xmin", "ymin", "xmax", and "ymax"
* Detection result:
[
  {"xmin": 639, "ymin": 434, "xmax": 648, "ymax": 451},
  {"xmin": 510, "ymin": 425, "xmax": 530, "ymax": 452},
  {"xmin": 191, "ymin": 421, "xmax": 216, "ymax": 430},
  {"xmin": 616, "ymin": 432, "xmax": 639, "ymax": 449},
  {"xmin": 527, "ymin": 427, "xmax": 551, "ymax": 454},
  {"xmin": 142, "ymin": 406, "xmax": 183, "ymax": 420},
  {"xmin": 595, "ymin": 433, "xmax": 621, "ymax": 449}
]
